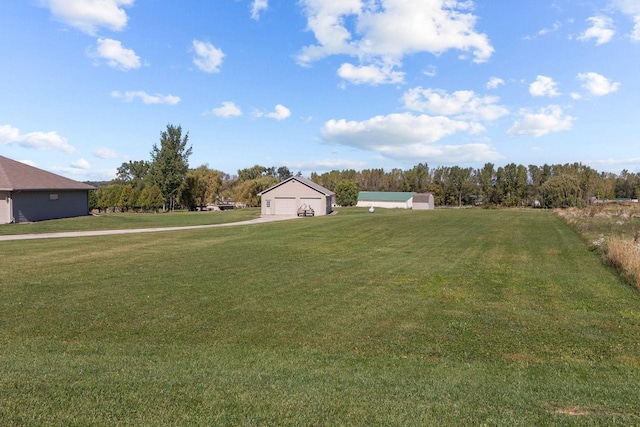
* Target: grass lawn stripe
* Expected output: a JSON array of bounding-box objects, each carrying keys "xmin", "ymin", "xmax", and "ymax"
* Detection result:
[{"xmin": 1, "ymin": 208, "xmax": 639, "ymax": 425}]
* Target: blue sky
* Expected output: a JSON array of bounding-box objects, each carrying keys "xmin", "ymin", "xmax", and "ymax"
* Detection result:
[{"xmin": 1, "ymin": 0, "xmax": 639, "ymax": 181}]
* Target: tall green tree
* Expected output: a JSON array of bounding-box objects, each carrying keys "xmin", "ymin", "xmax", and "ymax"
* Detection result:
[{"xmin": 149, "ymin": 124, "xmax": 192, "ymax": 212}]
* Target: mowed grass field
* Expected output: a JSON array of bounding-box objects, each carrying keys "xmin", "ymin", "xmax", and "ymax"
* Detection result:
[{"xmin": 1, "ymin": 208, "xmax": 640, "ymax": 425}]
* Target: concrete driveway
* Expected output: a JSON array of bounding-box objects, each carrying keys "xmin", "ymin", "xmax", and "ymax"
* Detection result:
[{"xmin": 0, "ymin": 215, "xmax": 298, "ymax": 241}]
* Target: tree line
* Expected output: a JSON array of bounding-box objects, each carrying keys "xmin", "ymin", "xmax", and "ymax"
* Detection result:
[
  {"xmin": 91, "ymin": 124, "xmax": 639, "ymax": 212},
  {"xmin": 90, "ymin": 124, "xmax": 298, "ymax": 212},
  {"xmin": 313, "ymin": 163, "xmax": 640, "ymax": 208}
]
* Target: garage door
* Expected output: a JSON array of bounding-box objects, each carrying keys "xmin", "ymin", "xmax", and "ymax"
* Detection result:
[
  {"xmin": 301, "ymin": 197, "xmax": 323, "ymax": 216},
  {"xmin": 275, "ymin": 197, "xmax": 296, "ymax": 215}
]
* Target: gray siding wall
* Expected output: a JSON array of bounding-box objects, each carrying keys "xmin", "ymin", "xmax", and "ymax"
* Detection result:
[{"xmin": 12, "ymin": 190, "xmax": 89, "ymax": 223}]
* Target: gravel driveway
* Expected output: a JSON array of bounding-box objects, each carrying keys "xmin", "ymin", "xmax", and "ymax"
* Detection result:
[{"xmin": 0, "ymin": 215, "xmax": 298, "ymax": 241}]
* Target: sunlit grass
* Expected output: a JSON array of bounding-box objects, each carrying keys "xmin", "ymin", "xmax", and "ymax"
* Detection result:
[
  {"xmin": 1, "ymin": 208, "xmax": 639, "ymax": 425},
  {"xmin": 0, "ymin": 208, "xmax": 260, "ymax": 235}
]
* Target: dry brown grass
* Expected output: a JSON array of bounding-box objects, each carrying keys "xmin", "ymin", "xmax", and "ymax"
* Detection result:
[
  {"xmin": 556, "ymin": 202, "xmax": 640, "ymax": 291},
  {"xmin": 603, "ymin": 238, "xmax": 640, "ymax": 291}
]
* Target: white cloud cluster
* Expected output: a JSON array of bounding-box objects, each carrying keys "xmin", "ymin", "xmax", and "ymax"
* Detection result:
[
  {"xmin": 507, "ymin": 105, "xmax": 574, "ymax": 137},
  {"xmin": 94, "ymin": 146, "xmax": 119, "ymax": 159},
  {"xmin": 337, "ymin": 63, "xmax": 405, "ymax": 85},
  {"xmin": 320, "ymin": 112, "xmax": 500, "ymax": 163},
  {"xmin": 403, "ymin": 87, "xmax": 509, "ymax": 121},
  {"xmin": 192, "ymin": 40, "xmax": 225, "ymax": 73},
  {"xmin": 255, "ymin": 104, "xmax": 291, "ymax": 121},
  {"xmin": 578, "ymin": 16, "xmax": 615, "ymax": 45},
  {"xmin": 206, "ymin": 102, "xmax": 243, "ymax": 118},
  {"xmin": 613, "ymin": 0, "xmax": 640, "ymax": 41},
  {"xmin": 284, "ymin": 158, "xmax": 367, "ymax": 172},
  {"xmin": 486, "ymin": 77, "xmax": 504, "ymax": 89},
  {"xmin": 91, "ymin": 38, "xmax": 140, "ymax": 70},
  {"xmin": 40, "ymin": 0, "xmax": 133, "ymax": 35},
  {"xmin": 111, "ymin": 91, "xmax": 180, "ymax": 105},
  {"xmin": 577, "ymin": 72, "xmax": 621, "ymax": 96},
  {"xmin": 297, "ymin": 0, "xmax": 493, "ymax": 85},
  {"xmin": 0, "ymin": 124, "xmax": 76, "ymax": 153},
  {"xmin": 529, "ymin": 75, "xmax": 560, "ymax": 97},
  {"xmin": 251, "ymin": 0, "xmax": 268, "ymax": 20}
]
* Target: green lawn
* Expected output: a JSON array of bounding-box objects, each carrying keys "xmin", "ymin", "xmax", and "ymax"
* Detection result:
[
  {"xmin": 1, "ymin": 208, "xmax": 639, "ymax": 425},
  {"xmin": 0, "ymin": 208, "xmax": 260, "ymax": 235}
]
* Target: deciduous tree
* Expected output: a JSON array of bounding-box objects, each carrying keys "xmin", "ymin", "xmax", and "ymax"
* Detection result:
[{"xmin": 149, "ymin": 124, "xmax": 192, "ymax": 211}]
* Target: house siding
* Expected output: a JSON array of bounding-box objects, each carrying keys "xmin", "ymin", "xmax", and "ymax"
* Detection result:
[
  {"xmin": 260, "ymin": 178, "xmax": 333, "ymax": 216},
  {"xmin": 12, "ymin": 190, "xmax": 89, "ymax": 223},
  {"xmin": 0, "ymin": 192, "xmax": 10, "ymax": 223}
]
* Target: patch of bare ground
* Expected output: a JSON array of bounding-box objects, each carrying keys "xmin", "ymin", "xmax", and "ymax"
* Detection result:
[{"xmin": 550, "ymin": 406, "xmax": 639, "ymax": 418}]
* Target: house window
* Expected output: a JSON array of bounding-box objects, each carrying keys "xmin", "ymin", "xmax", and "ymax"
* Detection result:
[
  {"xmin": 49, "ymin": 193, "xmax": 59, "ymax": 201},
  {"xmin": 266, "ymin": 199, "xmax": 271, "ymax": 208}
]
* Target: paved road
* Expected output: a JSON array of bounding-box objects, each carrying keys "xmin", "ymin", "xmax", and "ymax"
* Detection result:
[{"xmin": 0, "ymin": 215, "xmax": 298, "ymax": 241}]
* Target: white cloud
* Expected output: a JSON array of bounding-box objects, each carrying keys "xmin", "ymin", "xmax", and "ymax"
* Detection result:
[
  {"xmin": 612, "ymin": 1, "xmax": 640, "ymax": 41},
  {"xmin": 423, "ymin": 65, "xmax": 437, "ymax": 77},
  {"xmin": 0, "ymin": 124, "xmax": 76, "ymax": 153},
  {"xmin": 337, "ymin": 63, "xmax": 405, "ymax": 85},
  {"xmin": 402, "ymin": 87, "xmax": 509, "ymax": 121},
  {"xmin": 90, "ymin": 38, "xmax": 140, "ymax": 70},
  {"xmin": 111, "ymin": 90, "xmax": 180, "ymax": 105},
  {"xmin": 320, "ymin": 112, "xmax": 501, "ymax": 163},
  {"xmin": 192, "ymin": 40, "xmax": 225, "ymax": 73},
  {"xmin": 507, "ymin": 105, "xmax": 575, "ymax": 137},
  {"xmin": 632, "ymin": 16, "xmax": 640, "ymax": 41},
  {"xmin": 71, "ymin": 158, "xmax": 91, "ymax": 170},
  {"xmin": 296, "ymin": 0, "xmax": 494, "ymax": 68},
  {"xmin": 40, "ymin": 0, "xmax": 133, "ymax": 35},
  {"xmin": 207, "ymin": 101, "xmax": 243, "ymax": 118},
  {"xmin": 538, "ymin": 21, "xmax": 561, "ymax": 36},
  {"xmin": 486, "ymin": 77, "xmax": 505, "ymax": 89},
  {"xmin": 284, "ymin": 158, "xmax": 367, "ymax": 171},
  {"xmin": 577, "ymin": 72, "xmax": 621, "ymax": 96},
  {"xmin": 53, "ymin": 165, "xmax": 117, "ymax": 181},
  {"xmin": 321, "ymin": 112, "xmax": 479, "ymax": 148},
  {"xmin": 578, "ymin": 16, "xmax": 615, "ymax": 45},
  {"xmin": 256, "ymin": 104, "xmax": 291, "ymax": 121},
  {"xmin": 93, "ymin": 146, "xmax": 118, "ymax": 159},
  {"xmin": 529, "ymin": 75, "xmax": 560, "ymax": 97},
  {"xmin": 251, "ymin": 0, "xmax": 268, "ymax": 20}
]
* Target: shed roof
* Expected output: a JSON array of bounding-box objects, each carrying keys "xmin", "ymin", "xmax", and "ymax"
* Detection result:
[
  {"xmin": 258, "ymin": 176, "xmax": 334, "ymax": 196},
  {"xmin": 358, "ymin": 191, "xmax": 415, "ymax": 202},
  {"xmin": 412, "ymin": 193, "xmax": 433, "ymax": 203},
  {"xmin": 0, "ymin": 155, "xmax": 95, "ymax": 191}
]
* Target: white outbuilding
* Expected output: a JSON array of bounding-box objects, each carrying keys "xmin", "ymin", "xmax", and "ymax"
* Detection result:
[
  {"xmin": 258, "ymin": 176, "xmax": 335, "ymax": 217},
  {"xmin": 356, "ymin": 191, "xmax": 435, "ymax": 210}
]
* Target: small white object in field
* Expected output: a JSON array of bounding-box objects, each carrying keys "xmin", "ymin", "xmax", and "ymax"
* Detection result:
[{"xmin": 369, "ymin": 206, "xmax": 375, "ymax": 213}]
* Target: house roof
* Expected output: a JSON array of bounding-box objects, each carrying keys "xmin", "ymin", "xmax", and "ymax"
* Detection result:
[
  {"xmin": 258, "ymin": 176, "xmax": 335, "ymax": 196},
  {"xmin": 0, "ymin": 155, "xmax": 95, "ymax": 191},
  {"xmin": 358, "ymin": 191, "xmax": 415, "ymax": 202},
  {"xmin": 412, "ymin": 193, "xmax": 433, "ymax": 203}
]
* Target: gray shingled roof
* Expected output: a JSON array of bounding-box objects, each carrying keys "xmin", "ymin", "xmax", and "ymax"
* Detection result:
[
  {"xmin": 258, "ymin": 176, "xmax": 335, "ymax": 196},
  {"xmin": 0, "ymin": 155, "xmax": 95, "ymax": 191}
]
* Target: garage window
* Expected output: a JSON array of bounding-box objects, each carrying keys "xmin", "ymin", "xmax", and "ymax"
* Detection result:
[
  {"xmin": 49, "ymin": 193, "xmax": 59, "ymax": 201},
  {"xmin": 266, "ymin": 199, "xmax": 271, "ymax": 208}
]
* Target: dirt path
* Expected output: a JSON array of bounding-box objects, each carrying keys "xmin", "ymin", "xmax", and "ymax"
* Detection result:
[{"xmin": 0, "ymin": 215, "xmax": 298, "ymax": 241}]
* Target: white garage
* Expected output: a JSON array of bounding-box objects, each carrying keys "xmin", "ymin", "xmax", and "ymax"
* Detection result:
[{"xmin": 258, "ymin": 176, "xmax": 335, "ymax": 217}]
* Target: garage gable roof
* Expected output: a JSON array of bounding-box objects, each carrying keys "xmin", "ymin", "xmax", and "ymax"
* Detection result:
[
  {"xmin": 358, "ymin": 191, "xmax": 414, "ymax": 202},
  {"xmin": 0, "ymin": 155, "xmax": 95, "ymax": 191},
  {"xmin": 258, "ymin": 176, "xmax": 334, "ymax": 197},
  {"xmin": 412, "ymin": 193, "xmax": 433, "ymax": 203}
]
